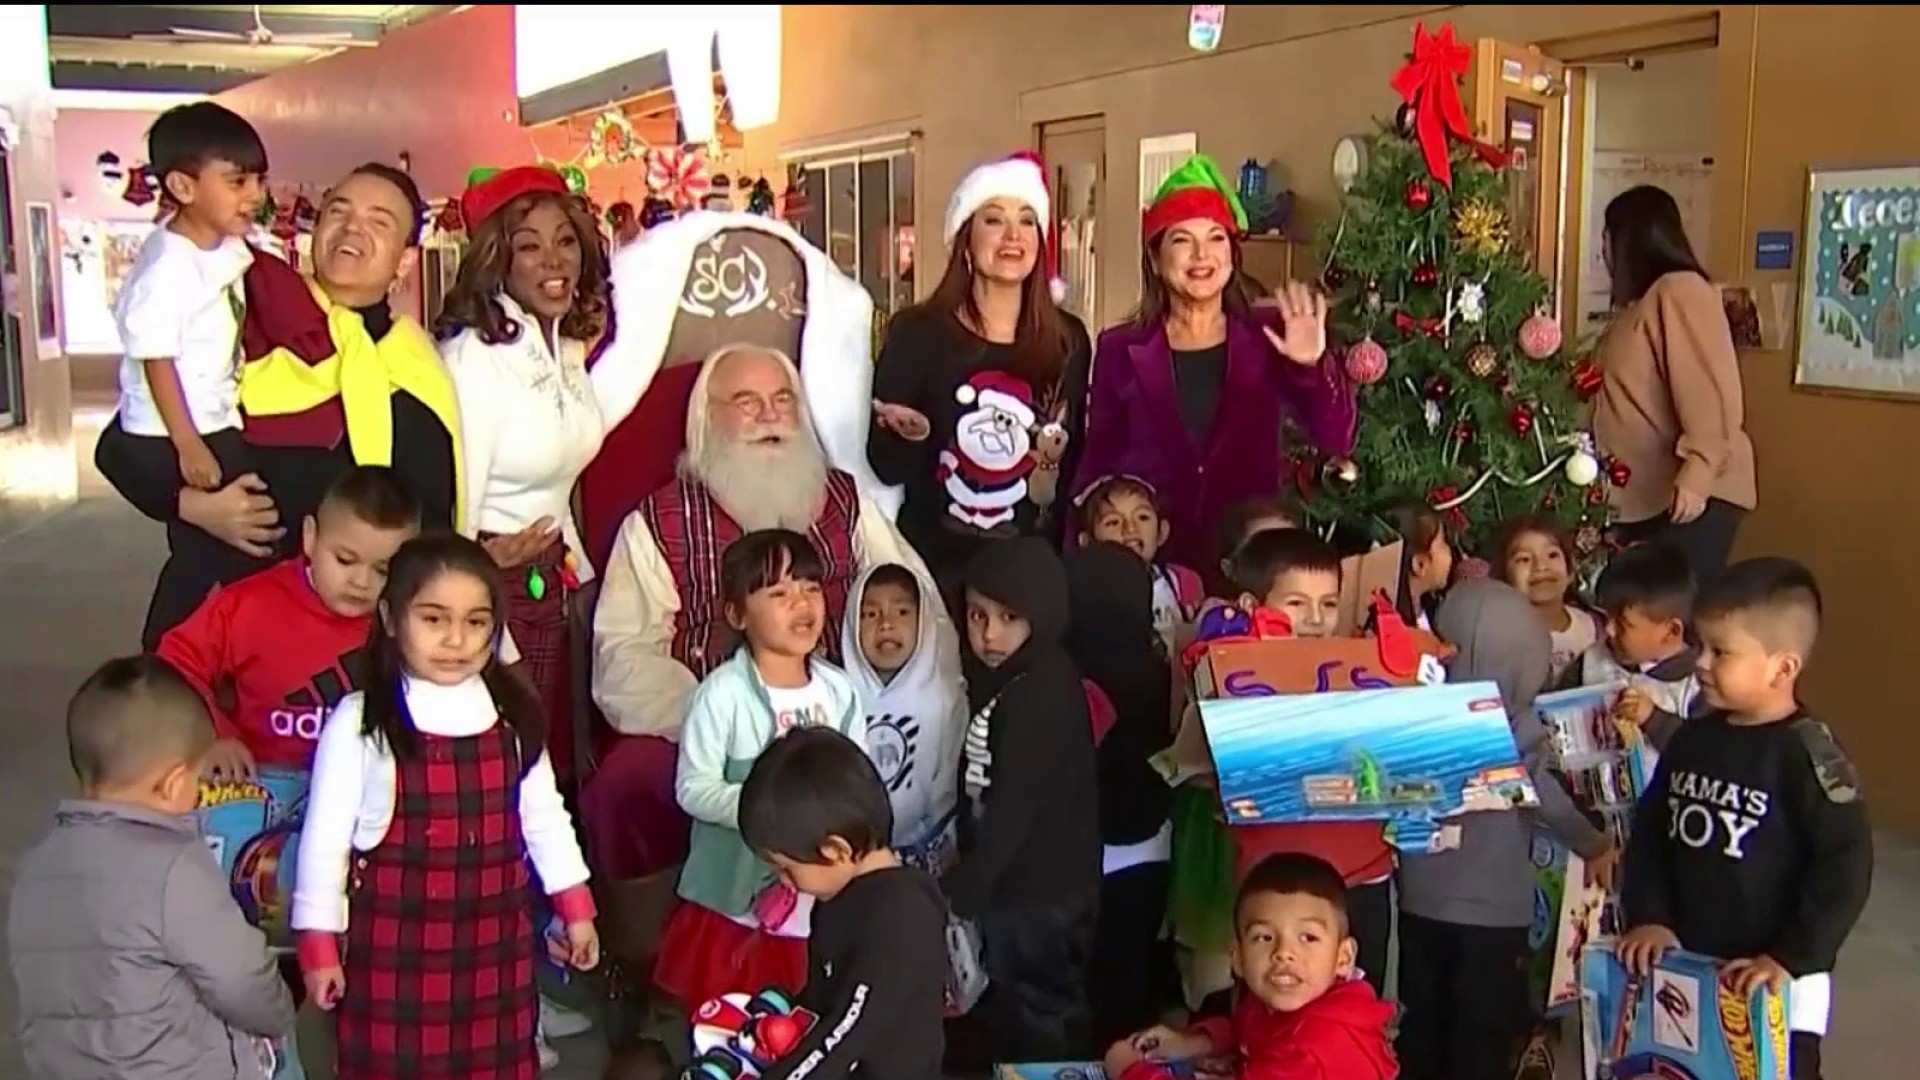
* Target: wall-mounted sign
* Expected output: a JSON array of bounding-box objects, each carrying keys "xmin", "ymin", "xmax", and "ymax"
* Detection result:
[{"xmin": 1754, "ymin": 230, "xmax": 1794, "ymax": 270}]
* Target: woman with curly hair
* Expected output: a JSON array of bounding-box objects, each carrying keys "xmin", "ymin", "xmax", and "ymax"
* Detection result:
[{"xmin": 438, "ymin": 164, "xmax": 614, "ymax": 781}]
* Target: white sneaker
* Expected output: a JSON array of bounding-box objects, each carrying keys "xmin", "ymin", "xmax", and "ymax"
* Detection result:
[
  {"xmin": 537, "ymin": 1024, "xmax": 562, "ymax": 1072},
  {"xmin": 539, "ymin": 994, "xmax": 595, "ymax": 1038}
]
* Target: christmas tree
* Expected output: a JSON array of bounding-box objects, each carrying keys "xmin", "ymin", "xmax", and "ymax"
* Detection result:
[{"xmin": 1291, "ymin": 22, "xmax": 1620, "ymax": 566}]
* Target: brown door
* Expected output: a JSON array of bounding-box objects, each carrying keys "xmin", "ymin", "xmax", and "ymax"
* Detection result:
[
  {"xmin": 1467, "ymin": 40, "xmax": 1568, "ymax": 291},
  {"xmin": 1037, "ymin": 116, "xmax": 1105, "ymax": 325}
]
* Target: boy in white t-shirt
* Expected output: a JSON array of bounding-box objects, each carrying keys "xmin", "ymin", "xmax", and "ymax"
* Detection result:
[{"xmin": 105, "ymin": 103, "xmax": 269, "ymax": 647}]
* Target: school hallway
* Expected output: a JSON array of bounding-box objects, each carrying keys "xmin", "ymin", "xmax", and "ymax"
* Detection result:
[{"xmin": 0, "ymin": 387, "xmax": 1912, "ymax": 1078}]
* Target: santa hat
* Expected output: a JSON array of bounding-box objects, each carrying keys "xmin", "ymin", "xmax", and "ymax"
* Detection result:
[
  {"xmin": 1142, "ymin": 153, "xmax": 1248, "ymax": 244},
  {"xmin": 461, "ymin": 164, "xmax": 571, "ymax": 230},
  {"xmin": 944, "ymin": 152, "xmax": 1068, "ymax": 304},
  {"xmin": 955, "ymin": 369, "xmax": 1037, "ymax": 427}
]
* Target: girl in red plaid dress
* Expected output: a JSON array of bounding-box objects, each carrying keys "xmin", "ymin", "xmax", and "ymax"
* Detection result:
[{"xmin": 292, "ymin": 533, "xmax": 602, "ymax": 1080}]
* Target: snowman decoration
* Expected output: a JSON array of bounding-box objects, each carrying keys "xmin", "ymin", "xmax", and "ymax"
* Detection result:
[{"xmin": 937, "ymin": 370, "xmax": 1039, "ymax": 534}]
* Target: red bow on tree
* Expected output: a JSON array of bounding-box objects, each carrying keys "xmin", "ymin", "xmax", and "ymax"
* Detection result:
[
  {"xmin": 1393, "ymin": 310, "xmax": 1445, "ymax": 338},
  {"xmin": 1389, "ymin": 22, "xmax": 1511, "ymax": 188}
]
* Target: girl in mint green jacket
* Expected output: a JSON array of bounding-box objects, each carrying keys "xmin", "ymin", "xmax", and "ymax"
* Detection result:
[{"xmin": 653, "ymin": 529, "xmax": 868, "ymax": 1010}]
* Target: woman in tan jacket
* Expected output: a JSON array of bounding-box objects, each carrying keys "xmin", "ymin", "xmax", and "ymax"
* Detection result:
[{"xmin": 1594, "ymin": 185, "xmax": 1756, "ymax": 585}]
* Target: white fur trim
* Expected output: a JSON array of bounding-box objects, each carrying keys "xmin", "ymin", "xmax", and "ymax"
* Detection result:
[
  {"xmin": 944, "ymin": 157, "xmax": 1051, "ymax": 242},
  {"xmin": 593, "ymin": 210, "xmax": 899, "ymax": 520},
  {"xmin": 975, "ymin": 387, "xmax": 1034, "ymax": 425},
  {"xmin": 955, "ymin": 384, "xmax": 977, "ymax": 406}
]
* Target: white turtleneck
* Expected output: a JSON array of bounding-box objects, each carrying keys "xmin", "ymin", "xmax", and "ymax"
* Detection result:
[
  {"xmin": 443, "ymin": 293, "xmax": 606, "ymax": 580},
  {"xmin": 290, "ymin": 674, "xmax": 589, "ymax": 935}
]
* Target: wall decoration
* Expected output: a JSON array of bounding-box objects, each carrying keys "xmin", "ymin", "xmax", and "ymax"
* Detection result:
[
  {"xmin": 27, "ymin": 202, "xmax": 60, "ymax": 352},
  {"xmin": 1795, "ymin": 163, "xmax": 1920, "ymax": 400}
]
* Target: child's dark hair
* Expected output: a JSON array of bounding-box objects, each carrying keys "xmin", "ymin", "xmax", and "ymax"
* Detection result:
[
  {"xmin": 1391, "ymin": 501, "xmax": 1448, "ymax": 622},
  {"xmin": 862, "ymin": 562, "xmax": 920, "ymax": 600},
  {"xmin": 739, "ymin": 726, "xmax": 893, "ymax": 864},
  {"xmin": 319, "ymin": 465, "xmax": 421, "ymax": 532},
  {"xmin": 1493, "ymin": 513, "xmax": 1575, "ymax": 573},
  {"xmin": 1213, "ymin": 495, "xmax": 1305, "ymax": 564},
  {"xmin": 722, "ymin": 529, "xmax": 827, "ymax": 613},
  {"xmin": 361, "ymin": 533, "xmax": 544, "ymax": 770},
  {"xmin": 1235, "ymin": 852, "xmax": 1349, "ymax": 931},
  {"xmin": 68, "ymin": 655, "xmax": 214, "ymax": 788},
  {"xmin": 1695, "ymin": 557, "xmax": 1823, "ymax": 656},
  {"xmin": 1073, "ymin": 474, "xmax": 1160, "ymax": 534},
  {"xmin": 602, "ymin": 1037, "xmax": 675, "ymax": 1080},
  {"xmin": 148, "ymin": 102, "xmax": 268, "ymax": 186},
  {"xmin": 1230, "ymin": 527, "xmax": 1342, "ymax": 598},
  {"xmin": 1595, "ymin": 543, "xmax": 1696, "ymax": 624},
  {"xmin": 348, "ymin": 161, "xmax": 428, "ymax": 246}
]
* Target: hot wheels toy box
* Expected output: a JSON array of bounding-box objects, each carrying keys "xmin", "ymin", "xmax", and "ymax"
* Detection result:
[
  {"xmin": 194, "ymin": 766, "xmax": 308, "ymax": 949},
  {"xmin": 1580, "ymin": 945, "xmax": 1790, "ymax": 1080}
]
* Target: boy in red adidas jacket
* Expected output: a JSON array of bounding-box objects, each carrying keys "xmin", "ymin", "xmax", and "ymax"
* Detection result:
[
  {"xmin": 156, "ymin": 465, "xmax": 419, "ymax": 777},
  {"xmin": 1106, "ymin": 853, "xmax": 1398, "ymax": 1080}
]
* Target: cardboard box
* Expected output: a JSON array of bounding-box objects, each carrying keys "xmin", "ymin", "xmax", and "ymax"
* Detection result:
[
  {"xmin": 1581, "ymin": 945, "xmax": 1791, "ymax": 1080},
  {"xmin": 194, "ymin": 766, "xmax": 308, "ymax": 949}
]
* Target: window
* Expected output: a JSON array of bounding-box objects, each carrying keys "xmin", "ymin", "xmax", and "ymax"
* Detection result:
[{"xmin": 791, "ymin": 143, "xmax": 915, "ymax": 315}]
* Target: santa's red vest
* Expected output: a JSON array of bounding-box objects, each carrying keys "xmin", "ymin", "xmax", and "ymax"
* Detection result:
[{"xmin": 637, "ymin": 469, "xmax": 861, "ymax": 678}]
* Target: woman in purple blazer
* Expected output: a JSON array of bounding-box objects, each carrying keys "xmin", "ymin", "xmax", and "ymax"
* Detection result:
[{"xmin": 1073, "ymin": 155, "xmax": 1357, "ymax": 571}]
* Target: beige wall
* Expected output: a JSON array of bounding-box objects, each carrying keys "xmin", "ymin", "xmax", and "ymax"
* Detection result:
[
  {"xmin": 0, "ymin": 4, "xmax": 75, "ymax": 502},
  {"xmin": 1590, "ymin": 48, "xmax": 1717, "ymax": 154},
  {"xmin": 745, "ymin": 4, "xmax": 1920, "ymax": 836}
]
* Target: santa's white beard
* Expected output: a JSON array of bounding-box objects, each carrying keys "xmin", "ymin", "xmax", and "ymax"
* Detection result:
[{"xmin": 689, "ymin": 429, "xmax": 829, "ymax": 533}]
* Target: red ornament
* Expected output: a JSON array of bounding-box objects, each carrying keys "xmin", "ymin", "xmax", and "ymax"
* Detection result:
[
  {"xmin": 1344, "ymin": 337, "xmax": 1389, "ymax": 385},
  {"xmin": 433, "ymin": 201, "xmax": 464, "ymax": 233},
  {"xmin": 1452, "ymin": 419, "xmax": 1476, "ymax": 443},
  {"xmin": 1572, "ymin": 359, "xmax": 1604, "ymax": 399},
  {"xmin": 1509, "ymin": 405, "xmax": 1534, "ymax": 437},
  {"xmin": 1324, "ymin": 265, "xmax": 1349, "ymax": 289},
  {"xmin": 1519, "ymin": 311, "xmax": 1563, "ymax": 359},
  {"xmin": 1606, "ymin": 458, "xmax": 1633, "ymax": 487},
  {"xmin": 754, "ymin": 1014, "xmax": 806, "ymax": 1058},
  {"xmin": 1541, "ymin": 491, "xmax": 1557, "ymax": 510},
  {"xmin": 1424, "ymin": 374, "xmax": 1453, "ymax": 400},
  {"xmin": 1412, "ymin": 263, "xmax": 1439, "ymax": 287},
  {"xmin": 1585, "ymin": 485, "xmax": 1607, "ymax": 507},
  {"xmin": 1405, "ymin": 179, "xmax": 1432, "ymax": 210}
]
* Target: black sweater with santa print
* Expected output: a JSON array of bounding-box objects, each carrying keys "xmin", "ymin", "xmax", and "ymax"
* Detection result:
[
  {"xmin": 1622, "ymin": 708, "xmax": 1874, "ymax": 976},
  {"xmin": 868, "ymin": 305, "xmax": 1092, "ymax": 587}
]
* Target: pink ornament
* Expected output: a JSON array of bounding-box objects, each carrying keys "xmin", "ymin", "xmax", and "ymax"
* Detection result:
[
  {"xmin": 1518, "ymin": 311, "xmax": 1562, "ymax": 359},
  {"xmin": 1344, "ymin": 337, "xmax": 1389, "ymax": 385}
]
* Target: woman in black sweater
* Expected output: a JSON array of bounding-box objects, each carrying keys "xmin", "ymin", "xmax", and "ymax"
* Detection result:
[{"xmin": 869, "ymin": 153, "xmax": 1092, "ymax": 606}]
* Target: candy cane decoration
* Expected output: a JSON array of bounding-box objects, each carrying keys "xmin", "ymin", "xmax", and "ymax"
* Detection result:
[{"xmin": 646, "ymin": 146, "xmax": 713, "ymax": 211}]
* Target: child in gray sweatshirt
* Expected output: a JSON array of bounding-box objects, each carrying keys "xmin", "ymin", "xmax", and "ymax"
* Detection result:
[{"xmin": 1393, "ymin": 578, "xmax": 1614, "ymax": 1080}]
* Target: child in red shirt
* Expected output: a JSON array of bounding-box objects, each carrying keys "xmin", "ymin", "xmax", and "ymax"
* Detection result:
[
  {"xmin": 156, "ymin": 465, "xmax": 420, "ymax": 777},
  {"xmin": 1108, "ymin": 853, "xmax": 1398, "ymax": 1080}
]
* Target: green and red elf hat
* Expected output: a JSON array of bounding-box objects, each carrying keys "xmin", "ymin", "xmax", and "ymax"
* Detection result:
[
  {"xmin": 461, "ymin": 164, "xmax": 570, "ymax": 230},
  {"xmin": 1141, "ymin": 153, "xmax": 1249, "ymax": 243}
]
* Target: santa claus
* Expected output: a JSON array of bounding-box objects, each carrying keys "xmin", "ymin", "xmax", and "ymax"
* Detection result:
[{"xmin": 579, "ymin": 212, "xmax": 955, "ymax": 884}]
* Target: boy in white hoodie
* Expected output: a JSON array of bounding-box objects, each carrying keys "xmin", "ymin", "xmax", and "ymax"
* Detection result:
[{"xmin": 842, "ymin": 563, "xmax": 967, "ymax": 859}]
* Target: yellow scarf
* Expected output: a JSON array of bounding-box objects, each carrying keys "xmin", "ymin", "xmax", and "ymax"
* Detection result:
[{"xmin": 237, "ymin": 278, "xmax": 465, "ymax": 531}]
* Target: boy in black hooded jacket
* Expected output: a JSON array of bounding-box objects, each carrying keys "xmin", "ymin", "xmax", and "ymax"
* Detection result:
[{"xmin": 944, "ymin": 537, "xmax": 1103, "ymax": 1063}]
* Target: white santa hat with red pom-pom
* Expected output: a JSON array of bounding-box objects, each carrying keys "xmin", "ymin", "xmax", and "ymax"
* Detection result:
[{"xmin": 944, "ymin": 152, "xmax": 1069, "ymax": 304}]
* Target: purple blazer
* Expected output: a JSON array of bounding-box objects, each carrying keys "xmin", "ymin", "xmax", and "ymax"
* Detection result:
[{"xmin": 1071, "ymin": 311, "xmax": 1357, "ymax": 570}]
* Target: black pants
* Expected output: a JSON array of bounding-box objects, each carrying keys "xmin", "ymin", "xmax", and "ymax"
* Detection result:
[
  {"xmin": 978, "ymin": 892, "xmax": 1098, "ymax": 1063},
  {"xmin": 1791, "ymin": 1031, "xmax": 1823, "ymax": 1080},
  {"xmin": 1347, "ymin": 878, "xmax": 1393, "ymax": 999},
  {"xmin": 1090, "ymin": 861, "xmax": 1171, "ymax": 1046},
  {"xmin": 1395, "ymin": 912, "xmax": 1531, "ymax": 1080},
  {"xmin": 1612, "ymin": 496, "xmax": 1746, "ymax": 589},
  {"xmin": 97, "ymin": 423, "xmax": 273, "ymax": 649}
]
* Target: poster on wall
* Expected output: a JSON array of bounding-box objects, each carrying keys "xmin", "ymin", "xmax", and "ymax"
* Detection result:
[
  {"xmin": 1795, "ymin": 163, "xmax": 1920, "ymax": 401},
  {"xmin": 26, "ymin": 202, "xmax": 59, "ymax": 354}
]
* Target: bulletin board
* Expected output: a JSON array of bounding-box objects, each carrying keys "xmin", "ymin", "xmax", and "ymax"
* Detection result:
[{"xmin": 1576, "ymin": 150, "xmax": 1714, "ymax": 338}]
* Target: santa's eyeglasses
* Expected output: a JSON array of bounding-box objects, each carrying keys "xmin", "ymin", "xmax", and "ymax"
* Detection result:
[{"xmin": 716, "ymin": 389, "xmax": 800, "ymax": 421}]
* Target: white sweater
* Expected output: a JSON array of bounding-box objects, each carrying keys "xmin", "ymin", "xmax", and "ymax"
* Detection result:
[
  {"xmin": 443, "ymin": 293, "xmax": 608, "ymax": 580},
  {"xmin": 291, "ymin": 676, "xmax": 589, "ymax": 935}
]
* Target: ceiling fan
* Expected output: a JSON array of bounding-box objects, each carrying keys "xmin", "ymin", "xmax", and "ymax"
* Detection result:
[{"xmin": 132, "ymin": 5, "xmax": 382, "ymax": 49}]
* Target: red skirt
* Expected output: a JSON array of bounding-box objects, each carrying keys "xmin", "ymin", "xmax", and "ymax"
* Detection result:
[
  {"xmin": 653, "ymin": 899, "xmax": 808, "ymax": 1011},
  {"xmin": 487, "ymin": 535, "xmax": 575, "ymax": 780}
]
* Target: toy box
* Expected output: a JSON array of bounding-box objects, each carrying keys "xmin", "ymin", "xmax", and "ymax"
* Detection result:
[
  {"xmin": 1529, "ymin": 683, "xmax": 1647, "ymax": 1012},
  {"xmin": 1580, "ymin": 945, "xmax": 1791, "ymax": 1080},
  {"xmin": 687, "ymin": 988, "xmax": 820, "ymax": 1080},
  {"xmin": 1198, "ymin": 680, "xmax": 1537, "ymax": 850},
  {"xmin": 997, "ymin": 1062, "xmax": 1199, "ymax": 1080},
  {"xmin": 194, "ymin": 766, "xmax": 308, "ymax": 950},
  {"xmin": 899, "ymin": 809, "xmax": 959, "ymax": 878}
]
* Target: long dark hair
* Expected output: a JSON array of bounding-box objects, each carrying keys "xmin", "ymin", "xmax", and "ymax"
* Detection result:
[
  {"xmin": 435, "ymin": 190, "xmax": 610, "ymax": 346},
  {"xmin": 1604, "ymin": 185, "xmax": 1708, "ymax": 306},
  {"xmin": 919, "ymin": 214, "xmax": 1071, "ymax": 391},
  {"xmin": 360, "ymin": 533, "xmax": 545, "ymax": 770},
  {"xmin": 1129, "ymin": 226, "xmax": 1265, "ymax": 329}
]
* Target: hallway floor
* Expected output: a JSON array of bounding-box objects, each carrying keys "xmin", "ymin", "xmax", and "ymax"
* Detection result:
[{"xmin": 0, "ymin": 403, "xmax": 1913, "ymax": 1077}]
